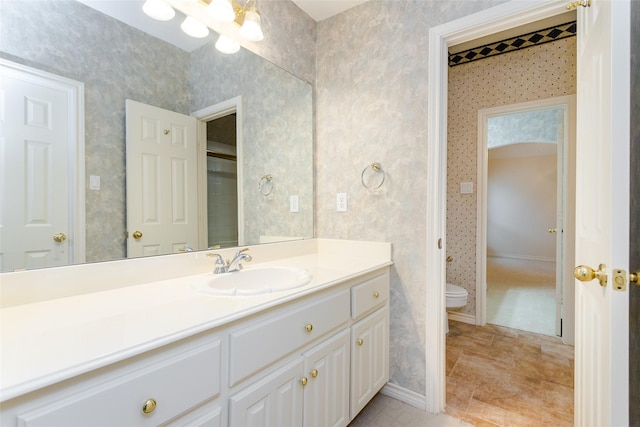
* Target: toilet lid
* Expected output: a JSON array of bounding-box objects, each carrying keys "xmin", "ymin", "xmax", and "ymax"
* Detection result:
[{"xmin": 446, "ymin": 283, "xmax": 467, "ymax": 296}]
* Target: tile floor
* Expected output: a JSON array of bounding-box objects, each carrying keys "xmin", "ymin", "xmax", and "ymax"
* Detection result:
[
  {"xmin": 349, "ymin": 393, "xmax": 472, "ymax": 427},
  {"xmin": 445, "ymin": 320, "xmax": 574, "ymax": 426},
  {"xmin": 350, "ymin": 320, "xmax": 574, "ymax": 427}
]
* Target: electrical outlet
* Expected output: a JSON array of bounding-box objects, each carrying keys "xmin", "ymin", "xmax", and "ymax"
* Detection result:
[
  {"xmin": 336, "ymin": 193, "xmax": 347, "ymax": 212},
  {"xmin": 290, "ymin": 195, "xmax": 299, "ymax": 212}
]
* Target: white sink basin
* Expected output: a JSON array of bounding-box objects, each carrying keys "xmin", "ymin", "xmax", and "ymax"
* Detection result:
[{"xmin": 192, "ymin": 267, "xmax": 312, "ymax": 296}]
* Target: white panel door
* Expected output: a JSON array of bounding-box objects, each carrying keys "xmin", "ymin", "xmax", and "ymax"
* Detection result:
[
  {"xmin": 125, "ymin": 100, "xmax": 198, "ymax": 258},
  {"xmin": 0, "ymin": 62, "xmax": 80, "ymax": 271},
  {"xmin": 303, "ymin": 328, "xmax": 350, "ymax": 427},
  {"xmin": 229, "ymin": 358, "xmax": 304, "ymax": 427},
  {"xmin": 574, "ymin": 1, "xmax": 630, "ymax": 426}
]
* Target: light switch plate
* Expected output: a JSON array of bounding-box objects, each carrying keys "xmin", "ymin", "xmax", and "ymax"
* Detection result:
[
  {"xmin": 460, "ymin": 182, "xmax": 473, "ymax": 194},
  {"xmin": 89, "ymin": 175, "xmax": 101, "ymax": 190},
  {"xmin": 337, "ymin": 193, "xmax": 347, "ymax": 212},
  {"xmin": 289, "ymin": 195, "xmax": 299, "ymax": 212}
]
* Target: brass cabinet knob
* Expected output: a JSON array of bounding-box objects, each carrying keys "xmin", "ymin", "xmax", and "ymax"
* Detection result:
[
  {"xmin": 305, "ymin": 324, "xmax": 313, "ymax": 333},
  {"xmin": 132, "ymin": 231, "xmax": 143, "ymax": 239},
  {"xmin": 311, "ymin": 369, "xmax": 318, "ymax": 378},
  {"xmin": 53, "ymin": 233, "xmax": 67, "ymax": 243},
  {"xmin": 548, "ymin": 228, "xmax": 557, "ymax": 233},
  {"xmin": 373, "ymin": 291, "xmax": 380, "ymax": 298},
  {"xmin": 357, "ymin": 338, "xmax": 364, "ymax": 346},
  {"xmin": 142, "ymin": 398, "xmax": 157, "ymax": 414},
  {"xmin": 574, "ymin": 264, "xmax": 607, "ymax": 287},
  {"xmin": 300, "ymin": 377, "xmax": 308, "ymax": 387}
]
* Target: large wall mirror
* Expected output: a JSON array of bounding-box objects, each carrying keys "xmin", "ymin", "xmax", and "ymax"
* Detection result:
[{"xmin": 0, "ymin": 0, "xmax": 313, "ymax": 273}]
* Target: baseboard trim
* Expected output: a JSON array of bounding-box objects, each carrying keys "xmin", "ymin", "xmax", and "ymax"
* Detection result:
[
  {"xmin": 487, "ymin": 253, "xmax": 554, "ymax": 263},
  {"xmin": 380, "ymin": 383, "xmax": 427, "ymax": 411},
  {"xmin": 448, "ymin": 312, "xmax": 476, "ymax": 325}
]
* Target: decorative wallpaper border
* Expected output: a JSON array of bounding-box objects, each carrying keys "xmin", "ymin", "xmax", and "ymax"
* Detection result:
[{"xmin": 449, "ymin": 21, "xmax": 576, "ymax": 67}]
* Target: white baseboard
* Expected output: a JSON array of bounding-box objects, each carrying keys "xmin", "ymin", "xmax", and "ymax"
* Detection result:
[
  {"xmin": 487, "ymin": 253, "xmax": 554, "ymax": 263},
  {"xmin": 448, "ymin": 311, "xmax": 476, "ymax": 325},
  {"xmin": 380, "ymin": 383, "xmax": 427, "ymax": 411}
]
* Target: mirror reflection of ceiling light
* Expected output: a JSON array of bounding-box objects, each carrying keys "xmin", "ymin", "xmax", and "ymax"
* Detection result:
[
  {"xmin": 142, "ymin": 0, "xmax": 176, "ymax": 21},
  {"xmin": 142, "ymin": 0, "xmax": 264, "ymax": 53},
  {"xmin": 215, "ymin": 34, "xmax": 241, "ymax": 54}
]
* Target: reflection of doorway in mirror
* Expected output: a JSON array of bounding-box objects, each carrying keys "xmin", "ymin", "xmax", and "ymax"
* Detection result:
[
  {"xmin": 0, "ymin": 60, "xmax": 85, "ymax": 272},
  {"xmin": 206, "ymin": 114, "xmax": 239, "ymax": 249}
]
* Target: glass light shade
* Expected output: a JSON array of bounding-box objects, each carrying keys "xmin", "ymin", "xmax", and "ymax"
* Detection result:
[
  {"xmin": 142, "ymin": 0, "xmax": 175, "ymax": 21},
  {"xmin": 207, "ymin": 0, "xmax": 235, "ymax": 23},
  {"xmin": 239, "ymin": 8, "xmax": 264, "ymax": 41},
  {"xmin": 215, "ymin": 35, "xmax": 240, "ymax": 54},
  {"xmin": 180, "ymin": 16, "xmax": 209, "ymax": 38}
]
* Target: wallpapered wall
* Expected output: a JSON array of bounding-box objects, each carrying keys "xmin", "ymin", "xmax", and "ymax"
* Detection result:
[
  {"xmin": 315, "ymin": 0, "xmax": 507, "ymax": 395},
  {"xmin": 447, "ymin": 37, "xmax": 577, "ymax": 318}
]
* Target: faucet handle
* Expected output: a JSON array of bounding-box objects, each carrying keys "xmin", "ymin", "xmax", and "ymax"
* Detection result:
[{"xmin": 207, "ymin": 253, "xmax": 227, "ymax": 273}]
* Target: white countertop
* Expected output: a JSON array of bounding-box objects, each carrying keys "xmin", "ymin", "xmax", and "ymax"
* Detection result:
[{"xmin": 0, "ymin": 240, "xmax": 392, "ymax": 403}]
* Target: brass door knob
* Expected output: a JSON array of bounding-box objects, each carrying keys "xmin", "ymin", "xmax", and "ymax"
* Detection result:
[
  {"xmin": 630, "ymin": 272, "xmax": 639, "ymax": 284},
  {"xmin": 53, "ymin": 233, "xmax": 67, "ymax": 243},
  {"xmin": 574, "ymin": 264, "xmax": 607, "ymax": 287},
  {"xmin": 142, "ymin": 398, "xmax": 156, "ymax": 414},
  {"xmin": 132, "ymin": 231, "xmax": 143, "ymax": 239}
]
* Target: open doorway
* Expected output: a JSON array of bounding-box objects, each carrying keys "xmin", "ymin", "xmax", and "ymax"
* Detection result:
[
  {"xmin": 206, "ymin": 113, "xmax": 239, "ymax": 249},
  {"xmin": 479, "ymin": 98, "xmax": 576, "ymax": 338}
]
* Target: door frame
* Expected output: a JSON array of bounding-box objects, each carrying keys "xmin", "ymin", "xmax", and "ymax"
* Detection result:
[
  {"xmin": 475, "ymin": 95, "xmax": 576, "ymax": 343},
  {"xmin": 193, "ymin": 96, "xmax": 244, "ymax": 248},
  {"xmin": 425, "ymin": 0, "xmax": 580, "ymax": 413},
  {"xmin": 0, "ymin": 58, "xmax": 85, "ymax": 267}
]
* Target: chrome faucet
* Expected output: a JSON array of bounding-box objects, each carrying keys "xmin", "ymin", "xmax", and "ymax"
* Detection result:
[
  {"xmin": 227, "ymin": 248, "xmax": 252, "ymax": 272},
  {"xmin": 208, "ymin": 248, "xmax": 252, "ymax": 274}
]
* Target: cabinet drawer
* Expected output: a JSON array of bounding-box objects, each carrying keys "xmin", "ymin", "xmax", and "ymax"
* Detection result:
[
  {"xmin": 17, "ymin": 340, "xmax": 222, "ymax": 427},
  {"xmin": 351, "ymin": 272, "xmax": 389, "ymax": 320},
  {"xmin": 229, "ymin": 290, "xmax": 350, "ymax": 386}
]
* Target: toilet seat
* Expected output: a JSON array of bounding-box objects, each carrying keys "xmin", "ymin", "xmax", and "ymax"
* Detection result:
[{"xmin": 446, "ymin": 283, "xmax": 467, "ymax": 296}]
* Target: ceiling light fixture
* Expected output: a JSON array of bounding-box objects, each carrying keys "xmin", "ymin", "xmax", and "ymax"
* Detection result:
[{"xmin": 142, "ymin": 0, "xmax": 265, "ymax": 54}]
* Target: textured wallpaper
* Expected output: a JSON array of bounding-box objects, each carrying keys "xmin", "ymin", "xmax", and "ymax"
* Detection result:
[
  {"xmin": 315, "ymin": 0, "xmax": 507, "ymax": 396},
  {"xmin": 447, "ymin": 37, "xmax": 577, "ymax": 317}
]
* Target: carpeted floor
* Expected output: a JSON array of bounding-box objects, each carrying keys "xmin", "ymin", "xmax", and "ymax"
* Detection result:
[{"xmin": 486, "ymin": 257, "xmax": 557, "ymax": 336}]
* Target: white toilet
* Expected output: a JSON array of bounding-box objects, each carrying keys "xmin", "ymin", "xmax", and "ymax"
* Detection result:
[{"xmin": 446, "ymin": 283, "xmax": 468, "ymax": 333}]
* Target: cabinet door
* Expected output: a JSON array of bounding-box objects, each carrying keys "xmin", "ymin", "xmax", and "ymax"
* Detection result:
[
  {"xmin": 350, "ymin": 306, "xmax": 389, "ymax": 418},
  {"xmin": 229, "ymin": 358, "xmax": 304, "ymax": 427},
  {"xmin": 303, "ymin": 329, "xmax": 350, "ymax": 427}
]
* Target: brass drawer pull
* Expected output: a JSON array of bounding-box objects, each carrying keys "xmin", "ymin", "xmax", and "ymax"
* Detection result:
[
  {"xmin": 311, "ymin": 369, "xmax": 318, "ymax": 378},
  {"xmin": 373, "ymin": 291, "xmax": 380, "ymax": 298},
  {"xmin": 305, "ymin": 324, "xmax": 313, "ymax": 333},
  {"xmin": 142, "ymin": 398, "xmax": 157, "ymax": 414},
  {"xmin": 357, "ymin": 338, "xmax": 364, "ymax": 346},
  {"xmin": 300, "ymin": 377, "xmax": 308, "ymax": 387}
]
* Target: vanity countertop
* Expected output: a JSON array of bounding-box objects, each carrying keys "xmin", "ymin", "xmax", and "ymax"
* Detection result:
[{"xmin": 0, "ymin": 239, "xmax": 392, "ymax": 403}]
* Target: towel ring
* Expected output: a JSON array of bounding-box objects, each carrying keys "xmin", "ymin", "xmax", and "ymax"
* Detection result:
[
  {"xmin": 361, "ymin": 163, "xmax": 385, "ymax": 190},
  {"xmin": 258, "ymin": 174, "xmax": 274, "ymax": 196}
]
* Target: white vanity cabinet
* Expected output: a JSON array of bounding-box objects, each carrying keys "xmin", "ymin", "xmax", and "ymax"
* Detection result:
[
  {"xmin": 350, "ymin": 273, "xmax": 390, "ymax": 419},
  {"xmin": 1, "ymin": 266, "xmax": 390, "ymax": 427}
]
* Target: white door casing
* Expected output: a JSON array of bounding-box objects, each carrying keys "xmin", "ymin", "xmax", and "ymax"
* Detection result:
[
  {"xmin": 0, "ymin": 59, "xmax": 85, "ymax": 272},
  {"xmin": 574, "ymin": 1, "xmax": 630, "ymax": 426},
  {"xmin": 125, "ymin": 100, "xmax": 198, "ymax": 258},
  {"xmin": 426, "ymin": 0, "xmax": 630, "ymax": 418}
]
